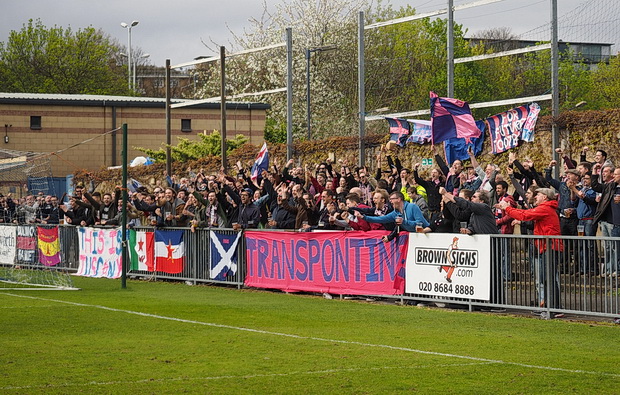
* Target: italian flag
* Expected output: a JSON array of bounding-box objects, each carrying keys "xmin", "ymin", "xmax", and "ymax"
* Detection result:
[{"xmin": 129, "ymin": 229, "xmax": 154, "ymax": 271}]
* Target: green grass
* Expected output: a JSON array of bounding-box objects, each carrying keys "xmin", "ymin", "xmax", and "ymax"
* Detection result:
[{"xmin": 1, "ymin": 277, "xmax": 618, "ymax": 394}]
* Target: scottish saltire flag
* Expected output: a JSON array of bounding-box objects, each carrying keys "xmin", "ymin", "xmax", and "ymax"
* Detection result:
[
  {"xmin": 210, "ymin": 230, "xmax": 242, "ymax": 281},
  {"xmin": 386, "ymin": 118, "xmax": 410, "ymax": 147},
  {"xmin": 444, "ymin": 120, "xmax": 486, "ymax": 165},
  {"xmin": 37, "ymin": 226, "xmax": 61, "ymax": 266},
  {"xmin": 251, "ymin": 142, "xmax": 269, "ymax": 181},
  {"xmin": 487, "ymin": 103, "xmax": 540, "ymax": 154},
  {"xmin": 154, "ymin": 229, "xmax": 184, "ymax": 274},
  {"xmin": 430, "ymin": 91, "xmax": 480, "ymax": 144},
  {"xmin": 406, "ymin": 120, "xmax": 432, "ymax": 144},
  {"xmin": 129, "ymin": 229, "xmax": 154, "ymax": 271}
]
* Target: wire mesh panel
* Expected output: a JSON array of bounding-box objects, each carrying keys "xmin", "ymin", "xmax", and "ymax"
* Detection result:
[
  {"xmin": 0, "ymin": 152, "xmax": 55, "ymax": 198},
  {"xmin": 0, "ymin": 224, "xmax": 75, "ymax": 289}
]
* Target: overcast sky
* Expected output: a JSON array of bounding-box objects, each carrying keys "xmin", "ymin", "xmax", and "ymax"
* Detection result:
[{"xmin": 0, "ymin": 0, "xmax": 614, "ymax": 67}]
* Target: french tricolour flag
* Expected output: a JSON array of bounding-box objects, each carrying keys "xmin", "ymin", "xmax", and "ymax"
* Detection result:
[{"xmin": 251, "ymin": 142, "xmax": 269, "ymax": 181}]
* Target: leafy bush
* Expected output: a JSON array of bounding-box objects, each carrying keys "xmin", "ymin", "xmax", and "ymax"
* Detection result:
[{"xmin": 134, "ymin": 130, "xmax": 248, "ymax": 162}]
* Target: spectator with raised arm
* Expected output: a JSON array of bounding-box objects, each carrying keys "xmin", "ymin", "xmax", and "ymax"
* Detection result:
[
  {"xmin": 568, "ymin": 172, "xmax": 599, "ymax": 275},
  {"xmin": 545, "ymin": 162, "xmax": 580, "ymax": 273},
  {"xmin": 592, "ymin": 166, "xmax": 620, "ymax": 277},
  {"xmin": 434, "ymin": 145, "xmax": 463, "ymax": 194},
  {"xmin": 356, "ymin": 191, "xmax": 430, "ymax": 234},
  {"xmin": 439, "ymin": 188, "xmax": 498, "ymax": 235},
  {"xmin": 413, "ymin": 162, "xmax": 444, "ymax": 223}
]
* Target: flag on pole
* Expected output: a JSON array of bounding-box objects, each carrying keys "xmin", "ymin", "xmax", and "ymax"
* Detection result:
[
  {"xmin": 430, "ymin": 91, "xmax": 480, "ymax": 144},
  {"xmin": 129, "ymin": 229, "xmax": 154, "ymax": 271},
  {"xmin": 386, "ymin": 118, "xmax": 411, "ymax": 147},
  {"xmin": 443, "ymin": 120, "xmax": 486, "ymax": 165},
  {"xmin": 250, "ymin": 142, "xmax": 269, "ymax": 181},
  {"xmin": 405, "ymin": 120, "xmax": 432, "ymax": 145},
  {"xmin": 486, "ymin": 103, "xmax": 541, "ymax": 154},
  {"xmin": 37, "ymin": 226, "xmax": 61, "ymax": 266},
  {"xmin": 209, "ymin": 231, "xmax": 242, "ymax": 281},
  {"xmin": 154, "ymin": 229, "xmax": 184, "ymax": 274}
]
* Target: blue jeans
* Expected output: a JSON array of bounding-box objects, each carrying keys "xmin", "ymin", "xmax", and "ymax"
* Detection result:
[
  {"xmin": 600, "ymin": 221, "xmax": 617, "ymax": 274},
  {"xmin": 578, "ymin": 219, "xmax": 597, "ymax": 274}
]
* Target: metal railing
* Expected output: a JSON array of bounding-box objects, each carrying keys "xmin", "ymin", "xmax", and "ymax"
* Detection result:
[{"xmin": 0, "ymin": 224, "xmax": 618, "ymax": 319}]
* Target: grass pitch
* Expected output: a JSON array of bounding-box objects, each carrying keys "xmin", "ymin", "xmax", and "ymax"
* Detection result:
[{"xmin": 1, "ymin": 277, "xmax": 618, "ymax": 394}]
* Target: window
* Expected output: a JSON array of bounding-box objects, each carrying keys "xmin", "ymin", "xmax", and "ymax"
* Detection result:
[
  {"xmin": 181, "ymin": 119, "xmax": 192, "ymax": 133},
  {"xmin": 30, "ymin": 116, "xmax": 42, "ymax": 130}
]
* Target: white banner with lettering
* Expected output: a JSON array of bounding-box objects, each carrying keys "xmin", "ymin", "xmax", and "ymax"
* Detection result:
[
  {"xmin": 76, "ymin": 227, "xmax": 123, "ymax": 278},
  {"xmin": 0, "ymin": 226, "xmax": 16, "ymax": 264},
  {"xmin": 405, "ymin": 233, "xmax": 490, "ymax": 301}
]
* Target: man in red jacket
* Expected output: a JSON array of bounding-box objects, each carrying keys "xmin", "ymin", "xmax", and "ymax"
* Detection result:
[{"xmin": 498, "ymin": 188, "xmax": 563, "ymax": 318}]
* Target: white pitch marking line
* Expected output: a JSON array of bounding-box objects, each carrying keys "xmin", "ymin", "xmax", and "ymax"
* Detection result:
[
  {"xmin": 0, "ymin": 305, "xmax": 73, "ymax": 309},
  {"xmin": 0, "ymin": 362, "xmax": 494, "ymax": 390},
  {"xmin": 3, "ymin": 292, "xmax": 619, "ymax": 379}
]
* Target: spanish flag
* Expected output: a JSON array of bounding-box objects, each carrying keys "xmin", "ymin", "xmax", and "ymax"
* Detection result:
[{"xmin": 38, "ymin": 226, "xmax": 61, "ymax": 266}]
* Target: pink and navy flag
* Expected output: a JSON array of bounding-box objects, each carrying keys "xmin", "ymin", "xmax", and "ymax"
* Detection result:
[
  {"xmin": 444, "ymin": 120, "xmax": 486, "ymax": 165},
  {"xmin": 430, "ymin": 91, "xmax": 480, "ymax": 144},
  {"xmin": 406, "ymin": 120, "xmax": 432, "ymax": 144},
  {"xmin": 251, "ymin": 142, "xmax": 269, "ymax": 181},
  {"xmin": 486, "ymin": 103, "xmax": 540, "ymax": 154},
  {"xmin": 154, "ymin": 229, "xmax": 184, "ymax": 274},
  {"xmin": 209, "ymin": 230, "xmax": 242, "ymax": 281},
  {"xmin": 386, "ymin": 118, "xmax": 410, "ymax": 147}
]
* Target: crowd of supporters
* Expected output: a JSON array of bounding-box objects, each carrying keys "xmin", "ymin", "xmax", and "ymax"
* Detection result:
[{"xmin": 4, "ymin": 145, "xmax": 619, "ymax": 279}]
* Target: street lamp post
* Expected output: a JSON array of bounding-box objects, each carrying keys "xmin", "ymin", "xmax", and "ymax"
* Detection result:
[
  {"xmin": 306, "ymin": 45, "xmax": 337, "ymax": 140},
  {"xmin": 121, "ymin": 20, "xmax": 139, "ymax": 90}
]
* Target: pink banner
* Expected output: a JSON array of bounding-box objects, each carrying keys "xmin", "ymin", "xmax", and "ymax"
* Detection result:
[{"xmin": 244, "ymin": 230, "xmax": 408, "ymax": 295}]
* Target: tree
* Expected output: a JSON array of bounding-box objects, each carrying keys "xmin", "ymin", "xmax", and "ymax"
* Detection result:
[
  {"xmin": 592, "ymin": 55, "xmax": 620, "ymax": 108},
  {"xmin": 0, "ymin": 19, "xmax": 129, "ymax": 94}
]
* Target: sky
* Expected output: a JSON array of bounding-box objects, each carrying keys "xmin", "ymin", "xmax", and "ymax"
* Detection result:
[{"xmin": 0, "ymin": 0, "xmax": 614, "ymax": 67}]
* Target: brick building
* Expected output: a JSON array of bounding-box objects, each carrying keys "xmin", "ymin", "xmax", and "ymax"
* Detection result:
[{"xmin": 0, "ymin": 93, "xmax": 269, "ymax": 178}]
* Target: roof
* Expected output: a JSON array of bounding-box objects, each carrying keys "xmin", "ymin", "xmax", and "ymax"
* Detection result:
[{"xmin": 0, "ymin": 92, "xmax": 270, "ymax": 110}]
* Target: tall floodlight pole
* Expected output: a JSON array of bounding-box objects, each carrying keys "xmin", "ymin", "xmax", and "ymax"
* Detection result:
[
  {"xmin": 121, "ymin": 123, "xmax": 128, "ymax": 289},
  {"xmin": 286, "ymin": 28, "xmax": 293, "ymax": 161},
  {"xmin": 165, "ymin": 59, "xmax": 172, "ymax": 176},
  {"xmin": 358, "ymin": 11, "xmax": 366, "ymax": 168},
  {"xmin": 220, "ymin": 46, "xmax": 227, "ymax": 170},
  {"xmin": 121, "ymin": 20, "xmax": 139, "ymax": 90},
  {"xmin": 447, "ymin": 0, "xmax": 454, "ymax": 97},
  {"xmin": 551, "ymin": 0, "xmax": 560, "ymax": 177},
  {"xmin": 306, "ymin": 48, "xmax": 312, "ymax": 140}
]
